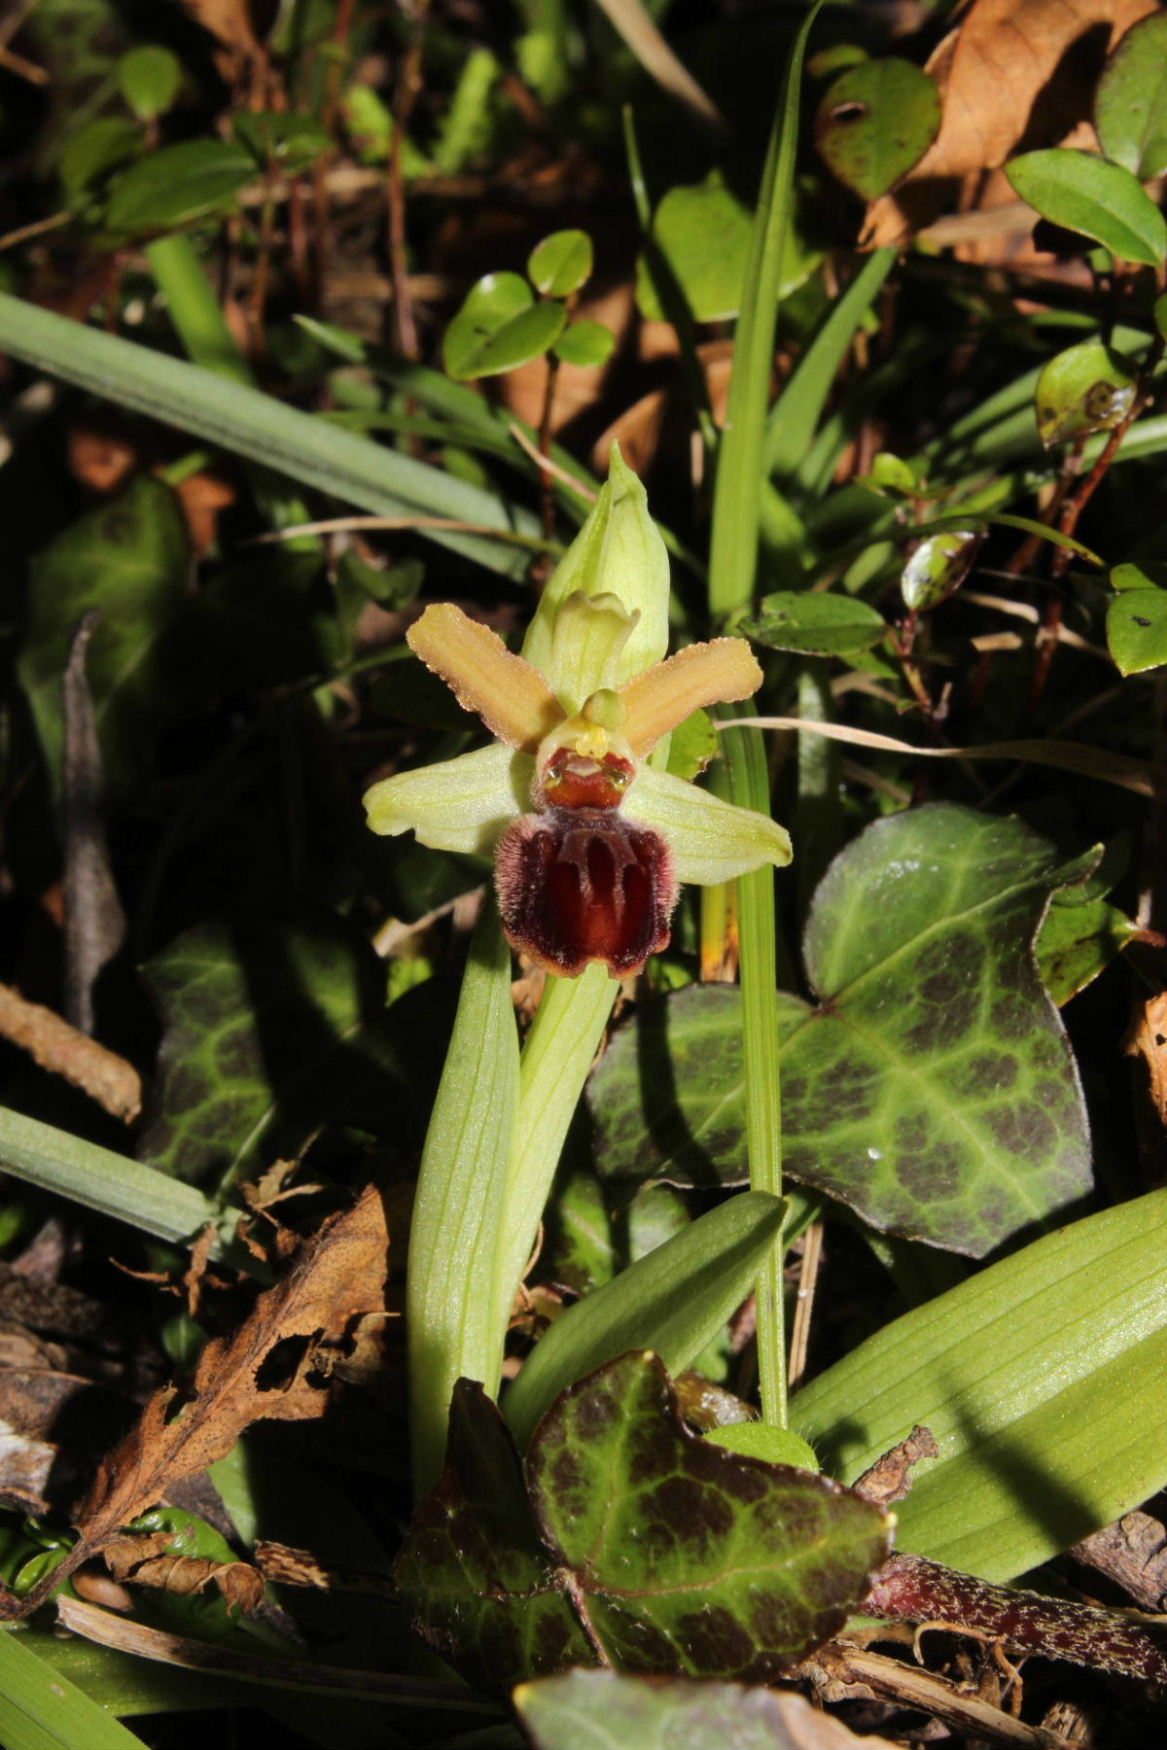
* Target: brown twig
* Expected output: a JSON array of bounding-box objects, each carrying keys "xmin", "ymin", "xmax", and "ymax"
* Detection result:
[{"xmin": 0, "ymin": 984, "xmax": 141, "ymax": 1121}]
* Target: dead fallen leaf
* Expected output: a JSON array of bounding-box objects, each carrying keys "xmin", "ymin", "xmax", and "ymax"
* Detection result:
[
  {"xmin": 854, "ymin": 1425, "xmax": 940, "ymax": 1507},
  {"xmin": 0, "ymin": 983, "xmax": 141, "ymax": 1121},
  {"xmin": 0, "ymin": 1187, "xmax": 389, "ymax": 1619},
  {"xmin": 253, "ymin": 1538, "xmax": 395, "ymax": 1597},
  {"xmin": 863, "ymin": 0, "xmax": 1160, "ymax": 246},
  {"xmin": 1125, "ymin": 989, "xmax": 1167, "ymax": 1121},
  {"xmin": 103, "ymin": 1535, "xmax": 265, "ymax": 1615}
]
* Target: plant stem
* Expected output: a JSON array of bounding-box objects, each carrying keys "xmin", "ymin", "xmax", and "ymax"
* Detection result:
[{"xmin": 716, "ymin": 707, "xmax": 787, "ymax": 1428}]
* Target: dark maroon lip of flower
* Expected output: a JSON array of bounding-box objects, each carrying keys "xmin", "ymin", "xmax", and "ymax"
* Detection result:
[
  {"xmin": 537, "ymin": 747, "xmax": 634, "ymax": 813},
  {"xmin": 495, "ymin": 805, "xmax": 678, "ymax": 979}
]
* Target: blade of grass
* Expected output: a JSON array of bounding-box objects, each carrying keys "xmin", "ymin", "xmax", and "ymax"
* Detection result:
[
  {"xmin": 503, "ymin": 1191, "xmax": 786, "ymax": 1449},
  {"xmin": 0, "ymin": 1106, "xmax": 218, "ymax": 1247},
  {"xmin": 702, "ymin": 0, "xmax": 825, "ymax": 1431},
  {"xmin": 0, "ymin": 1626, "xmax": 148, "ymax": 1750},
  {"xmin": 765, "ymin": 247, "xmax": 896, "ymax": 483},
  {"xmin": 0, "ymin": 294, "xmax": 538, "ymax": 577}
]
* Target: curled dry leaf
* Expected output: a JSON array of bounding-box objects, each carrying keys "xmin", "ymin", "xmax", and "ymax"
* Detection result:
[
  {"xmin": 1125, "ymin": 989, "xmax": 1167, "ymax": 1122},
  {"xmin": 103, "ymin": 1535, "xmax": 265, "ymax": 1615},
  {"xmin": 0, "ymin": 1186, "xmax": 389, "ymax": 1619},
  {"xmin": 0, "ymin": 983, "xmax": 141, "ymax": 1121},
  {"xmin": 863, "ymin": 0, "xmax": 1160, "ymax": 247}
]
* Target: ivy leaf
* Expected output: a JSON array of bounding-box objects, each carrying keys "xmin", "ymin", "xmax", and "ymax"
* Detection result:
[
  {"xmin": 589, "ymin": 805, "xmax": 1094, "ymax": 1257},
  {"xmin": 396, "ymin": 1354, "xmax": 889, "ymax": 1691},
  {"xmin": 139, "ymin": 915, "xmax": 407, "ymax": 1188},
  {"xmin": 515, "ymin": 1667, "xmax": 902, "ymax": 1749}
]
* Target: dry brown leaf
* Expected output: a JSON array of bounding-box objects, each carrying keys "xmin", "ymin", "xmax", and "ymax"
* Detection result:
[
  {"xmin": 178, "ymin": 0, "xmax": 263, "ymax": 56},
  {"xmin": 1125, "ymin": 990, "xmax": 1167, "ymax": 1121},
  {"xmin": 864, "ymin": 0, "xmax": 1161, "ymax": 247},
  {"xmin": 0, "ymin": 983, "xmax": 141, "ymax": 1121},
  {"xmin": 103, "ymin": 1535, "xmax": 265, "ymax": 1615},
  {"xmin": 0, "ymin": 1187, "xmax": 392, "ymax": 1618}
]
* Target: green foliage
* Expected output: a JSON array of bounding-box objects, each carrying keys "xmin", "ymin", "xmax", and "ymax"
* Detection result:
[
  {"xmin": 503, "ymin": 1192, "xmax": 786, "ymax": 1448},
  {"xmin": 17, "ymin": 476, "xmax": 189, "ymax": 798},
  {"xmin": 139, "ymin": 916, "xmax": 406, "ymax": 1190},
  {"xmin": 1006, "ymin": 149, "xmax": 1167, "ymax": 267},
  {"xmin": 744, "ymin": 590, "xmax": 887, "ymax": 655},
  {"xmin": 515, "ymin": 1669, "xmax": 837, "ymax": 1750},
  {"xmin": 591, "ymin": 806, "xmax": 1093, "ymax": 1257},
  {"xmin": 814, "ymin": 58, "xmax": 940, "ymax": 200},
  {"xmin": 443, "ymin": 272, "xmax": 568, "ymax": 380},
  {"xmin": 1094, "ymin": 13, "xmax": 1167, "ymax": 180},
  {"xmin": 104, "ymin": 140, "xmax": 256, "ymax": 236},
  {"xmin": 794, "ymin": 1190, "xmax": 1167, "ymax": 1580},
  {"xmin": 116, "ymin": 45, "xmax": 181, "ymax": 122},
  {"xmin": 1035, "ymin": 340, "xmax": 1139, "ymax": 447},
  {"xmin": 1107, "ymin": 567, "xmax": 1167, "ymax": 674},
  {"xmin": 0, "ymin": 1629, "xmax": 148, "ymax": 1750},
  {"xmin": 396, "ymin": 1353, "xmax": 889, "ymax": 1690},
  {"xmin": 636, "ymin": 172, "xmax": 818, "ymax": 324},
  {"xmin": 528, "ymin": 230, "xmax": 592, "ymax": 298}
]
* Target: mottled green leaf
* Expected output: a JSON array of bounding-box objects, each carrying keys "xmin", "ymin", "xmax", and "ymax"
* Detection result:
[
  {"xmin": 553, "ymin": 319, "xmax": 615, "ymax": 368},
  {"xmin": 515, "ymin": 1668, "xmax": 896, "ymax": 1750},
  {"xmin": 1037, "ymin": 885, "xmax": 1137, "ymax": 1005},
  {"xmin": 1006, "ymin": 149, "xmax": 1167, "ymax": 267},
  {"xmin": 589, "ymin": 806, "xmax": 1094, "ymax": 1257},
  {"xmin": 104, "ymin": 140, "xmax": 255, "ymax": 235},
  {"xmin": 743, "ymin": 590, "xmax": 887, "ymax": 656},
  {"xmin": 636, "ymin": 173, "xmax": 818, "ymax": 323},
  {"xmin": 1107, "ymin": 583, "xmax": 1167, "ymax": 674},
  {"xmin": 443, "ymin": 272, "xmax": 567, "ymax": 380},
  {"xmin": 1035, "ymin": 340, "xmax": 1138, "ymax": 448},
  {"xmin": 815, "ymin": 58, "xmax": 940, "ymax": 201},
  {"xmin": 393, "ymin": 1380, "xmax": 591, "ymax": 1693},
  {"xmin": 400, "ymin": 1355, "xmax": 888, "ymax": 1691},
  {"xmin": 528, "ymin": 230, "xmax": 592, "ymax": 297},
  {"xmin": 529, "ymin": 1353, "xmax": 890, "ymax": 1679},
  {"xmin": 1094, "ymin": 13, "xmax": 1167, "ymax": 180},
  {"xmin": 16, "ymin": 475, "xmax": 188, "ymax": 797},
  {"xmin": 900, "ymin": 530, "xmax": 978, "ymax": 611},
  {"xmin": 504, "ymin": 1193, "xmax": 786, "ymax": 1449},
  {"xmin": 138, "ymin": 915, "xmax": 405, "ymax": 1188},
  {"xmin": 794, "ymin": 1190, "xmax": 1167, "ymax": 1581}
]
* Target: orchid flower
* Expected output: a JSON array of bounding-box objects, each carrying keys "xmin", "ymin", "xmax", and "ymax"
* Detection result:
[{"xmin": 364, "ymin": 451, "xmax": 791, "ymax": 978}]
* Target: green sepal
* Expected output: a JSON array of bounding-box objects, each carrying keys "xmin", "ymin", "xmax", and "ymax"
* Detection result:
[{"xmin": 363, "ymin": 742, "xmax": 530, "ymax": 854}]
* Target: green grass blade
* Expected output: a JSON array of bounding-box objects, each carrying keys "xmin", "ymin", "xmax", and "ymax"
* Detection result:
[
  {"xmin": 0, "ymin": 1107, "xmax": 217, "ymax": 1246},
  {"xmin": 707, "ymin": 0, "xmax": 826, "ymax": 611},
  {"xmin": 0, "ymin": 1628, "xmax": 147, "ymax": 1750},
  {"xmin": 793, "ymin": 1189, "xmax": 1167, "ymax": 1580},
  {"xmin": 503, "ymin": 1190, "xmax": 785, "ymax": 1449},
  {"xmin": 0, "ymin": 294, "xmax": 538, "ymax": 577},
  {"xmin": 766, "ymin": 248, "xmax": 896, "ymax": 483}
]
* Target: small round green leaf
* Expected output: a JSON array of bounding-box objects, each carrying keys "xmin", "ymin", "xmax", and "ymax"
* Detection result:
[
  {"xmin": 1095, "ymin": 13, "xmax": 1167, "ymax": 180},
  {"xmin": 117, "ymin": 44, "xmax": 181, "ymax": 122},
  {"xmin": 901, "ymin": 530, "xmax": 978, "ymax": 611},
  {"xmin": 104, "ymin": 140, "xmax": 255, "ymax": 236},
  {"xmin": 1035, "ymin": 339, "xmax": 1138, "ymax": 448},
  {"xmin": 862, "ymin": 451, "xmax": 921, "ymax": 496},
  {"xmin": 1107, "ymin": 585, "xmax": 1167, "ymax": 675},
  {"xmin": 233, "ymin": 110, "xmax": 331, "ymax": 174},
  {"xmin": 443, "ymin": 272, "xmax": 567, "ymax": 379},
  {"xmin": 1006, "ymin": 149, "xmax": 1167, "ymax": 267},
  {"xmin": 528, "ymin": 229, "xmax": 592, "ymax": 297},
  {"xmin": 636, "ymin": 171, "xmax": 818, "ymax": 322},
  {"xmin": 815, "ymin": 58, "xmax": 941, "ymax": 201},
  {"xmin": 744, "ymin": 590, "xmax": 888, "ymax": 656},
  {"xmin": 552, "ymin": 317, "xmax": 615, "ymax": 367}
]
